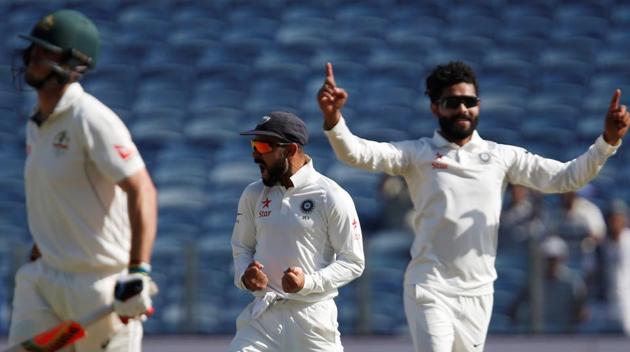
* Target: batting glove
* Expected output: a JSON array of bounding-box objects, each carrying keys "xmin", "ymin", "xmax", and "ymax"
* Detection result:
[{"xmin": 113, "ymin": 272, "xmax": 157, "ymax": 322}]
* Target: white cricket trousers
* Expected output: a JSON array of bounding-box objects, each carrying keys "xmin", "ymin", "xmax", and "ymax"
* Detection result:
[
  {"xmin": 228, "ymin": 298, "xmax": 343, "ymax": 352},
  {"xmin": 404, "ymin": 284, "xmax": 493, "ymax": 352},
  {"xmin": 8, "ymin": 260, "xmax": 143, "ymax": 352}
]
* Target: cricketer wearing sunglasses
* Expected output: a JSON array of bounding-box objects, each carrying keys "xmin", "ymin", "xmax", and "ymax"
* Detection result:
[
  {"xmin": 318, "ymin": 61, "xmax": 629, "ymax": 352},
  {"xmin": 229, "ymin": 111, "xmax": 365, "ymax": 352}
]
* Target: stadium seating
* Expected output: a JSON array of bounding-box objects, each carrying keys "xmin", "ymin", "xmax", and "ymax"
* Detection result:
[{"xmin": 1, "ymin": 0, "xmax": 628, "ymax": 336}]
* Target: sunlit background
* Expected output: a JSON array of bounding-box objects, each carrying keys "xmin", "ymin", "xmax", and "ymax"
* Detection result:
[{"xmin": 1, "ymin": 0, "xmax": 630, "ymax": 350}]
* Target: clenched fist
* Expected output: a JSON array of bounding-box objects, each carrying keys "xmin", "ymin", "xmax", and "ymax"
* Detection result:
[
  {"xmin": 282, "ymin": 266, "xmax": 305, "ymax": 293},
  {"xmin": 242, "ymin": 261, "xmax": 268, "ymax": 291}
]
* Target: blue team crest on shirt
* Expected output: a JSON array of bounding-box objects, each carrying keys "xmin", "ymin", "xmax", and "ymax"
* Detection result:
[{"xmin": 300, "ymin": 199, "xmax": 315, "ymax": 214}]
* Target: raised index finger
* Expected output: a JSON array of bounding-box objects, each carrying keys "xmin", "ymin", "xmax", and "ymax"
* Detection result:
[
  {"xmin": 326, "ymin": 62, "xmax": 336, "ymax": 86},
  {"xmin": 610, "ymin": 89, "xmax": 621, "ymax": 111}
]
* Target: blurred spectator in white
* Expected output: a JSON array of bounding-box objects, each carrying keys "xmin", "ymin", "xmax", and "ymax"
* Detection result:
[
  {"xmin": 545, "ymin": 186, "xmax": 607, "ymax": 272},
  {"xmin": 377, "ymin": 175, "xmax": 413, "ymax": 232},
  {"xmin": 555, "ymin": 187, "xmax": 607, "ymax": 243},
  {"xmin": 499, "ymin": 185, "xmax": 545, "ymax": 250},
  {"xmin": 593, "ymin": 199, "xmax": 630, "ymax": 335},
  {"xmin": 508, "ymin": 236, "xmax": 588, "ymax": 333}
]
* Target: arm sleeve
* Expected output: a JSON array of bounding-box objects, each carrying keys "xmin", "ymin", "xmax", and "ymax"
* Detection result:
[
  {"xmin": 231, "ymin": 187, "xmax": 257, "ymax": 290},
  {"xmin": 506, "ymin": 136, "xmax": 619, "ymax": 193},
  {"xmin": 324, "ymin": 117, "xmax": 410, "ymax": 176},
  {"xmin": 80, "ymin": 111, "xmax": 145, "ymax": 183},
  {"xmin": 299, "ymin": 189, "xmax": 365, "ymax": 295}
]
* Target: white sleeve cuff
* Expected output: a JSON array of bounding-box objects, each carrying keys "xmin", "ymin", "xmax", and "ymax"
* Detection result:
[
  {"xmin": 323, "ymin": 117, "xmax": 348, "ymax": 136},
  {"xmin": 298, "ymin": 274, "xmax": 315, "ymax": 295},
  {"xmin": 595, "ymin": 135, "xmax": 621, "ymax": 156}
]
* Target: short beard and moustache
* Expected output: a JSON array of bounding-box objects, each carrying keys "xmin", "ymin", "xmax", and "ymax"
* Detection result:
[
  {"xmin": 438, "ymin": 113, "xmax": 478, "ymax": 141},
  {"xmin": 257, "ymin": 157, "xmax": 289, "ymax": 187},
  {"xmin": 25, "ymin": 71, "xmax": 55, "ymax": 90}
]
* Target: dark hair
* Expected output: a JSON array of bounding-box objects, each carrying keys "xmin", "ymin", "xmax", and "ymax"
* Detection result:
[{"xmin": 424, "ymin": 61, "xmax": 479, "ymax": 103}]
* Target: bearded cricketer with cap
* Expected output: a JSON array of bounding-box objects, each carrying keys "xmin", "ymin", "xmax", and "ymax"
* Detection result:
[
  {"xmin": 229, "ymin": 111, "xmax": 365, "ymax": 352},
  {"xmin": 8, "ymin": 9, "xmax": 157, "ymax": 351},
  {"xmin": 318, "ymin": 61, "xmax": 630, "ymax": 352}
]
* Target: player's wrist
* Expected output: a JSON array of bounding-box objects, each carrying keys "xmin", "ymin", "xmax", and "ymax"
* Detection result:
[
  {"xmin": 323, "ymin": 113, "xmax": 341, "ymax": 130},
  {"xmin": 128, "ymin": 261, "xmax": 152, "ymax": 274}
]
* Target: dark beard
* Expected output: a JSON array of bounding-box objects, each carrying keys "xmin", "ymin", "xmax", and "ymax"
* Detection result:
[
  {"xmin": 438, "ymin": 114, "xmax": 478, "ymax": 141},
  {"xmin": 25, "ymin": 71, "xmax": 55, "ymax": 90},
  {"xmin": 261, "ymin": 157, "xmax": 289, "ymax": 187}
]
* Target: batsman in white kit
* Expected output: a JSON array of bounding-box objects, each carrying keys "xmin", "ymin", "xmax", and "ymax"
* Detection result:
[
  {"xmin": 318, "ymin": 61, "xmax": 630, "ymax": 352},
  {"xmin": 8, "ymin": 9, "xmax": 158, "ymax": 351},
  {"xmin": 230, "ymin": 111, "xmax": 365, "ymax": 351}
]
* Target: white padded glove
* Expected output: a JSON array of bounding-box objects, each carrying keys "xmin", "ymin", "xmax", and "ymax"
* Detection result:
[{"xmin": 113, "ymin": 273, "xmax": 156, "ymax": 321}]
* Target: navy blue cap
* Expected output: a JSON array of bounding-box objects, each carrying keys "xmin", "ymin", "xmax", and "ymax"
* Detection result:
[{"xmin": 240, "ymin": 111, "xmax": 309, "ymax": 146}]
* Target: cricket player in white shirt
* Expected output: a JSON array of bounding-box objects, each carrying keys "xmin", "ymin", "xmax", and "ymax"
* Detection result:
[
  {"xmin": 9, "ymin": 9, "xmax": 157, "ymax": 351},
  {"xmin": 230, "ymin": 111, "xmax": 365, "ymax": 352},
  {"xmin": 317, "ymin": 61, "xmax": 630, "ymax": 352}
]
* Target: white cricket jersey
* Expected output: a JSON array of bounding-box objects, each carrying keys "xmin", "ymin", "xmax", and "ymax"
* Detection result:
[
  {"xmin": 24, "ymin": 83, "xmax": 145, "ymax": 273},
  {"xmin": 325, "ymin": 118, "xmax": 619, "ymax": 295},
  {"xmin": 232, "ymin": 160, "xmax": 365, "ymax": 303}
]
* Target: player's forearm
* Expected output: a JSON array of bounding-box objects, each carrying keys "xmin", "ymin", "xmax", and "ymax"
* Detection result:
[
  {"xmin": 126, "ymin": 177, "xmax": 157, "ymax": 265},
  {"xmin": 300, "ymin": 255, "xmax": 364, "ymax": 295},
  {"xmin": 324, "ymin": 117, "xmax": 406, "ymax": 174}
]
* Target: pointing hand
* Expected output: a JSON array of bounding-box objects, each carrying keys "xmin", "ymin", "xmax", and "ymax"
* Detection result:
[
  {"xmin": 603, "ymin": 89, "xmax": 630, "ymax": 145},
  {"xmin": 317, "ymin": 62, "xmax": 348, "ymax": 130}
]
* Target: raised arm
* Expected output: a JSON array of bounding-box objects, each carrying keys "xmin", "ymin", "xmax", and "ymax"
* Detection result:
[
  {"xmin": 508, "ymin": 90, "xmax": 625, "ymax": 192},
  {"xmin": 318, "ymin": 63, "xmax": 411, "ymax": 175}
]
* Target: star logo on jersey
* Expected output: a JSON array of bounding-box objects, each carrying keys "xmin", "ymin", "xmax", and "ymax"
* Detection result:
[
  {"xmin": 262, "ymin": 198, "xmax": 271, "ymax": 208},
  {"xmin": 114, "ymin": 145, "xmax": 134, "ymax": 160},
  {"xmin": 431, "ymin": 151, "xmax": 448, "ymax": 169}
]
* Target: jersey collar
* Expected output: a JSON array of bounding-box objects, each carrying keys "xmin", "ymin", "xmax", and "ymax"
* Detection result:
[
  {"xmin": 288, "ymin": 157, "xmax": 317, "ymax": 189},
  {"xmin": 31, "ymin": 83, "xmax": 83, "ymax": 126}
]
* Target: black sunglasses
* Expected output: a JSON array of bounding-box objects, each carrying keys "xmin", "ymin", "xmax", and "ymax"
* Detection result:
[{"xmin": 438, "ymin": 96, "xmax": 480, "ymax": 109}]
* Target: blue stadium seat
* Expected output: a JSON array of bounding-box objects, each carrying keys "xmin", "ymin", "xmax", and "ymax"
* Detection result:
[
  {"xmin": 208, "ymin": 160, "xmax": 259, "ymax": 189},
  {"xmin": 128, "ymin": 107, "xmax": 184, "ymax": 151},
  {"xmin": 183, "ymin": 107, "xmax": 245, "ymax": 147}
]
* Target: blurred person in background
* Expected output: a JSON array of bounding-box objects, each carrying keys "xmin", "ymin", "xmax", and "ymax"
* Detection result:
[
  {"xmin": 498, "ymin": 185, "xmax": 546, "ymax": 251},
  {"xmin": 508, "ymin": 235, "xmax": 588, "ymax": 333},
  {"xmin": 592, "ymin": 199, "xmax": 630, "ymax": 334},
  {"xmin": 230, "ymin": 111, "xmax": 364, "ymax": 352},
  {"xmin": 377, "ymin": 174, "xmax": 414, "ymax": 232},
  {"xmin": 318, "ymin": 60, "xmax": 628, "ymax": 352},
  {"xmin": 545, "ymin": 188, "xmax": 607, "ymax": 289},
  {"xmin": 9, "ymin": 9, "xmax": 157, "ymax": 351},
  {"xmin": 549, "ymin": 188, "xmax": 607, "ymax": 245}
]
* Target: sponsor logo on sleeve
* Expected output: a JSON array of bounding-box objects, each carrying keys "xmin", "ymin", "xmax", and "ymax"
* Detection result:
[
  {"xmin": 114, "ymin": 145, "xmax": 134, "ymax": 160},
  {"xmin": 352, "ymin": 218, "xmax": 361, "ymax": 240}
]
